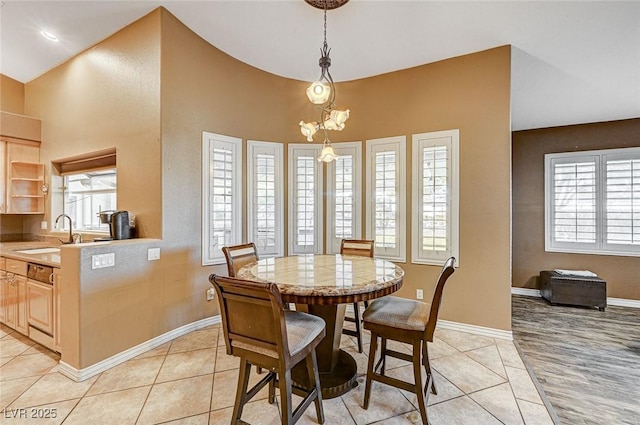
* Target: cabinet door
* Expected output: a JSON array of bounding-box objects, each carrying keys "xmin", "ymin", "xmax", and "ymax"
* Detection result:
[
  {"xmin": 0, "ymin": 270, "xmax": 6, "ymax": 323},
  {"xmin": 4, "ymin": 273, "xmax": 18, "ymax": 330},
  {"xmin": 16, "ymin": 276, "xmax": 28, "ymax": 335},
  {"xmin": 27, "ymin": 280, "xmax": 54, "ymax": 335}
]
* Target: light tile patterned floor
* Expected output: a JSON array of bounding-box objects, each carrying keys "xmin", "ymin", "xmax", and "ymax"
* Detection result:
[{"xmin": 0, "ymin": 322, "xmax": 555, "ymax": 424}]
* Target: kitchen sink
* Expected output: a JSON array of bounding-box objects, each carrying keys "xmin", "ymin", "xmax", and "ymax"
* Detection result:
[{"xmin": 14, "ymin": 247, "xmax": 61, "ymax": 254}]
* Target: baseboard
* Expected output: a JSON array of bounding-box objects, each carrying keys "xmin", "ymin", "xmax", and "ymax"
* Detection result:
[
  {"xmin": 510, "ymin": 287, "xmax": 640, "ymax": 309},
  {"xmin": 511, "ymin": 287, "xmax": 541, "ymax": 297},
  {"xmin": 59, "ymin": 315, "xmax": 221, "ymax": 382},
  {"xmin": 607, "ymin": 297, "xmax": 640, "ymax": 308},
  {"xmin": 437, "ymin": 319, "xmax": 513, "ymax": 341}
]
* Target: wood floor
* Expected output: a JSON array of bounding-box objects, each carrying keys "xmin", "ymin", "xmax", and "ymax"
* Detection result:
[{"xmin": 512, "ymin": 295, "xmax": 640, "ymax": 425}]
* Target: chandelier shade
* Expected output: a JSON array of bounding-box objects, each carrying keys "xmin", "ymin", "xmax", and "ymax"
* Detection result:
[
  {"xmin": 318, "ymin": 143, "xmax": 339, "ymax": 163},
  {"xmin": 306, "ymin": 81, "xmax": 331, "ymax": 104}
]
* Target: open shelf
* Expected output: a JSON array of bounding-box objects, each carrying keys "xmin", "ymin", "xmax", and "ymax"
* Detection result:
[{"xmin": 8, "ymin": 161, "xmax": 44, "ymax": 214}]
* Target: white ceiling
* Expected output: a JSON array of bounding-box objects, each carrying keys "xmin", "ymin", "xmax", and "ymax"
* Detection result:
[{"xmin": 1, "ymin": 1, "xmax": 639, "ymax": 131}]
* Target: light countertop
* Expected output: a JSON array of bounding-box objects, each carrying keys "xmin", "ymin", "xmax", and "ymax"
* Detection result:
[{"xmin": 0, "ymin": 241, "xmax": 62, "ymax": 267}]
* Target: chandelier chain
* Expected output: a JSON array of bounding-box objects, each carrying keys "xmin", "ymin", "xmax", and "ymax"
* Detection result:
[{"xmin": 323, "ymin": 3, "xmax": 328, "ymax": 51}]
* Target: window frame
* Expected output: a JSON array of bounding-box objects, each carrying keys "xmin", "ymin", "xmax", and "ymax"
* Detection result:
[
  {"xmin": 288, "ymin": 144, "xmax": 324, "ymax": 255},
  {"xmin": 411, "ymin": 130, "xmax": 460, "ymax": 266},
  {"xmin": 326, "ymin": 142, "xmax": 363, "ymax": 254},
  {"xmin": 545, "ymin": 147, "xmax": 640, "ymax": 257},
  {"xmin": 365, "ymin": 136, "xmax": 407, "ymax": 262},
  {"xmin": 247, "ymin": 140, "xmax": 284, "ymax": 258},
  {"xmin": 202, "ymin": 131, "xmax": 243, "ymax": 266}
]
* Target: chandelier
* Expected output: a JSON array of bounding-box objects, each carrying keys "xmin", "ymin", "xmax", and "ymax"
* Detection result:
[{"xmin": 299, "ymin": 0, "xmax": 350, "ymax": 163}]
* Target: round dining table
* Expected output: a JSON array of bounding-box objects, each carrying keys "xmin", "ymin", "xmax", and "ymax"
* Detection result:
[{"xmin": 237, "ymin": 254, "xmax": 404, "ymax": 399}]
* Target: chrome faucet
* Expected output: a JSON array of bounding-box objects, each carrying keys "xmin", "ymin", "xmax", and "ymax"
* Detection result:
[{"xmin": 55, "ymin": 214, "xmax": 74, "ymax": 244}]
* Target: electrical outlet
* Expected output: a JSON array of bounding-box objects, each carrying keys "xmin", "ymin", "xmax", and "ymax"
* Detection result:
[
  {"xmin": 206, "ymin": 288, "xmax": 216, "ymax": 301},
  {"xmin": 41, "ymin": 221, "xmax": 47, "ymax": 230},
  {"xmin": 92, "ymin": 253, "xmax": 115, "ymax": 269},
  {"xmin": 416, "ymin": 289, "xmax": 424, "ymax": 300}
]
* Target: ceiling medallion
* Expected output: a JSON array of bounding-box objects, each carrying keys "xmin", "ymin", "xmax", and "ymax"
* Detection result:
[{"xmin": 304, "ymin": 0, "xmax": 349, "ymax": 10}]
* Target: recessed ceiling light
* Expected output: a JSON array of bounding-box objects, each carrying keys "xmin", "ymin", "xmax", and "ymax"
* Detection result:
[{"xmin": 40, "ymin": 30, "xmax": 59, "ymax": 42}]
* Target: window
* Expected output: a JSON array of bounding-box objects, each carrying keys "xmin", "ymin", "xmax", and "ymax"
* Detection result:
[
  {"xmin": 247, "ymin": 141, "xmax": 284, "ymax": 258},
  {"xmin": 545, "ymin": 147, "xmax": 640, "ymax": 256},
  {"xmin": 366, "ymin": 136, "xmax": 406, "ymax": 262},
  {"xmin": 202, "ymin": 132, "xmax": 243, "ymax": 265},
  {"xmin": 288, "ymin": 144, "xmax": 323, "ymax": 255},
  {"xmin": 326, "ymin": 142, "xmax": 362, "ymax": 254},
  {"xmin": 411, "ymin": 130, "xmax": 460, "ymax": 265},
  {"xmin": 52, "ymin": 148, "xmax": 117, "ymax": 233},
  {"xmin": 62, "ymin": 170, "xmax": 117, "ymax": 232}
]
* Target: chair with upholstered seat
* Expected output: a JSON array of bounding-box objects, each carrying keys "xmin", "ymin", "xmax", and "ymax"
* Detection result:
[
  {"xmin": 362, "ymin": 257, "xmax": 456, "ymax": 425},
  {"xmin": 210, "ymin": 274, "xmax": 325, "ymax": 425},
  {"xmin": 340, "ymin": 239, "xmax": 374, "ymax": 353}
]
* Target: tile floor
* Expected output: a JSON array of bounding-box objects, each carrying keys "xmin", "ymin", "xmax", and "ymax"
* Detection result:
[{"xmin": 0, "ymin": 321, "xmax": 555, "ymax": 425}]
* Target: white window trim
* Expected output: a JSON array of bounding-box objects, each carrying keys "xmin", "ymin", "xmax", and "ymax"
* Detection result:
[
  {"xmin": 411, "ymin": 130, "xmax": 460, "ymax": 266},
  {"xmin": 288, "ymin": 144, "xmax": 324, "ymax": 255},
  {"xmin": 365, "ymin": 136, "xmax": 407, "ymax": 262},
  {"xmin": 202, "ymin": 131, "xmax": 243, "ymax": 265},
  {"xmin": 326, "ymin": 142, "xmax": 363, "ymax": 254},
  {"xmin": 545, "ymin": 147, "xmax": 640, "ymax": 257},
  {"xmin": 247, "ymin": 140, "xmax": 284, "ymax": 258}
]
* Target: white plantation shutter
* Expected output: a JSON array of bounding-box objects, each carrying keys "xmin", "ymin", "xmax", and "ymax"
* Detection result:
[
  {"xmin": 605, "ymin": 156, "xmax": 640, "ymax": 246},
  {"xmin": 202, "ymin": 132, "xmax": 242, "ymax": 265},
  {"xmin": 247, "ymin": 141, "xmax": 284, "ymax": 258},
  {"xmin": 545, "ymin": 147, "xmax": 640, "ymax": 256},
  {"xmin": 288, "ymin": 144, "xmax": 323, "ymax": 255},
  {"xmin": 412, "ymin": 130, "xmax": 460, "ymax": 265},
  {"xmin": 552, "ymin": 159, "xmax": 597, "ymax": 244},
  {"xmin": 366, "ymin": 136, "xmax": 406, "ymax": 262},
  {"xmin": 326, "ymin": 142, "xmax": 362, "ymax": 254}
]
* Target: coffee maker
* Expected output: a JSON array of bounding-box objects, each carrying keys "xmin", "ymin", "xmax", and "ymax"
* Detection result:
[
  {"xmin": 97, "ymin": 210, "xmax": 132, "ymax": 240},
  {"xmin": 110, "ymin": 211, "xmax": 131, "ymax": 240}
]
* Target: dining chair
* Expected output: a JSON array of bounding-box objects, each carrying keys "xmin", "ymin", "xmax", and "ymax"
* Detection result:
[
  {"xmin": 362, "ymin": 257, "xmax": 456, "ymax": 425},
  {"xmin": 340, "ymin": 239, "xmax": 374, "ymax": 353},
  {"xmin": 222, "ymin": 242, "xmax": 259, "ymax": 277},
  {"xmin": 222, "ymin": 242, "xmax": 267, "ymax": 373},
  {"xmin": 210, "ymin": 274, "xmax": 326, "ymax": 425}
]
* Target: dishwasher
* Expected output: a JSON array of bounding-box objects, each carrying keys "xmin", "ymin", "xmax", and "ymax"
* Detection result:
[{"xmin": 26, "ymin": 262, "xmax": 55, "ymax": 350}]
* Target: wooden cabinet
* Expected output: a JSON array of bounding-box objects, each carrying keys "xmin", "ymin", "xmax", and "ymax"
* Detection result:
[
  {"xmin": 6, "ymin": 274, "xmax": 28, "ymax": 335},
  {"xmin": 8, "ymin": 160, "xmax": 45, "ymax": 213},
  {"xmin": 5, "ymin": 143, "xmax": 43, "ymax": 214},
  {"xmin": 1, "ymin": 258, "xmax": 59, "ymax": 351},
  {"xmin": 0, "ymin": 111, "xmax": 43, "ymax": 215},
  {"xmin": 2, "ymin": 259, "xmax": 29, "ymax": 335}
]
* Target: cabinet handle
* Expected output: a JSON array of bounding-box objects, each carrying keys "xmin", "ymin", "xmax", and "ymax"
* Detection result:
[{"xmin": 49, "ymin": 273, "xmax": 54, "ymax": 284}]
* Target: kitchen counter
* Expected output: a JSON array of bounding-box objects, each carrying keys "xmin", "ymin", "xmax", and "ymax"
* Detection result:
[{"xmin": 0, "ymin": 241, "xmax": 63, "ymax": 267}]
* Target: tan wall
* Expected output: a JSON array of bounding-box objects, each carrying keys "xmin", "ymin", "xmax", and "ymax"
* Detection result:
[
  {"xmin": 25, "ymin": 10, "xmax": 162, "ymax": 238},
  {"xmin": 335, "ymin": 47, "xmax": 513, "ymax": 330},
  {"xmin": 513, "ymin": 118, "xmax": 640, "ymax": 300},
  {"xmin": 0, "ymin": 74, "xmax": 25, "ymax": 114}
]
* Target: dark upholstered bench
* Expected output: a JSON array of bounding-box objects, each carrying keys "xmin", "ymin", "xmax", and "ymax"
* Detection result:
[{"xmin": 539, "ymin": 271, "xmax": 607, "ymax": 311}]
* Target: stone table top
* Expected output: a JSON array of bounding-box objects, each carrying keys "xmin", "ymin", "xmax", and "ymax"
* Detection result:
[{"xmin": 237, "ymin": 254, "xmax": 404, "ymax": 304}]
